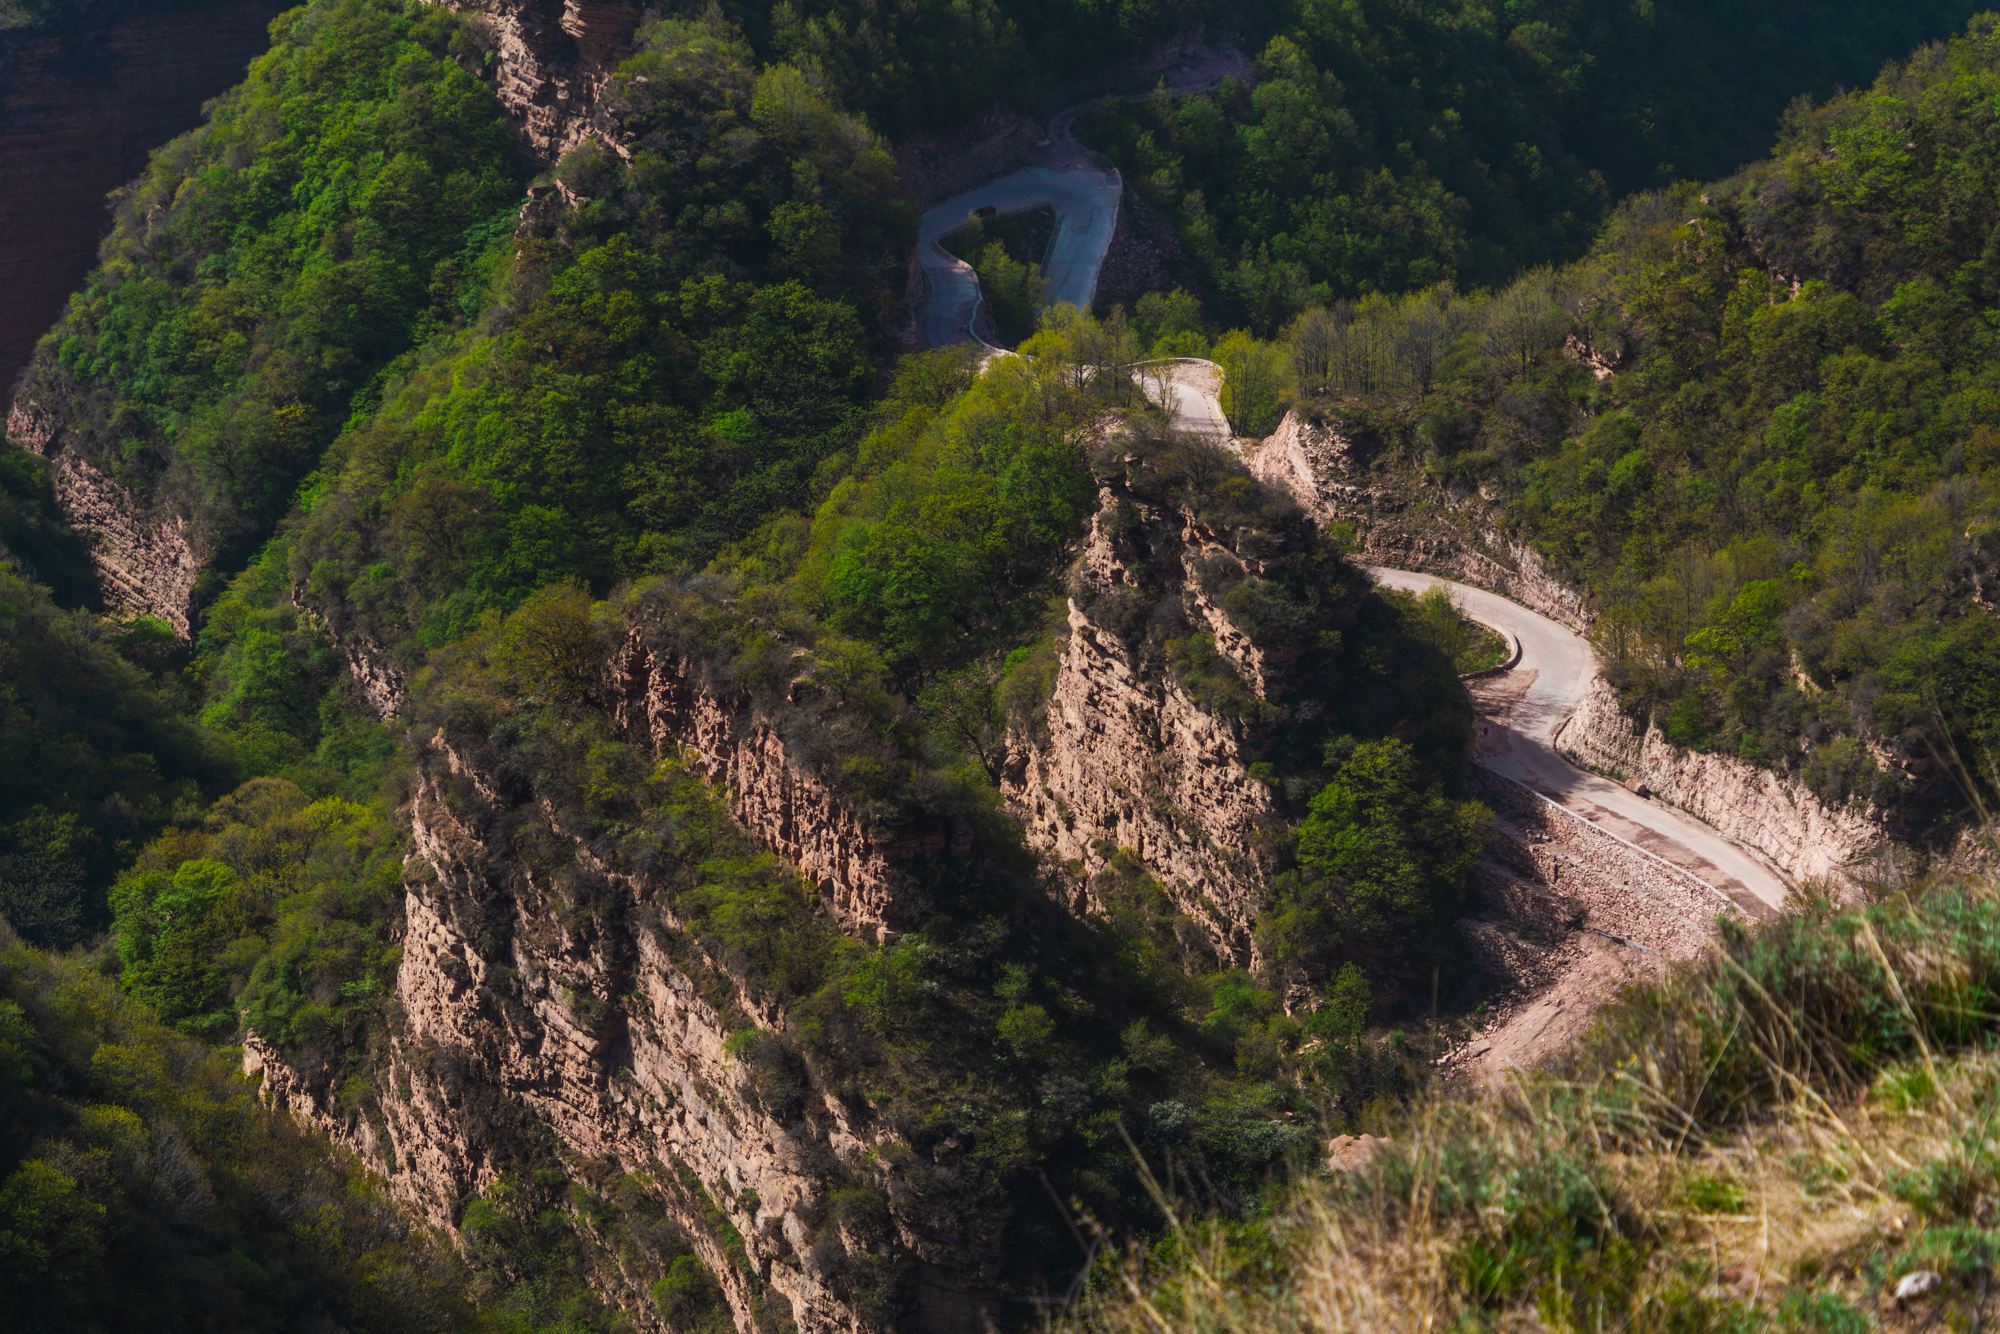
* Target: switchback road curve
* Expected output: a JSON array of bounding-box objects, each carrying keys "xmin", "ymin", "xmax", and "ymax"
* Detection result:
[{"xmin": 1369, "ymin": 569, "xmax": 1789, "ymax": 913}]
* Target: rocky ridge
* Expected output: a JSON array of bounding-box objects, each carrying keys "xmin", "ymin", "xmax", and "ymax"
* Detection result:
[
  {"xmin": 1001, "ymin": 487, "xmax": 1288, "ymax": 963},
  {"xmin": 435, "ymin": 0, "xmax": 640, "ymax": 162},
  {"xmin": 247, "ymin": 731, "xmax": 1002, "ymax": 1334},
  {"xmin": 6, "ymin": 400, "xmax": 201, "ymax": 633},
  {"xmin": 609, "ymin": 625, "xmax": 972, "ymax": 934}
]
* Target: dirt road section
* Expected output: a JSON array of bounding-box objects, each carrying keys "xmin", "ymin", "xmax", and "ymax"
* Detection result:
[{"xmin": 1370, "ymin": 568, "xmax": 1789, "ymax": 913}]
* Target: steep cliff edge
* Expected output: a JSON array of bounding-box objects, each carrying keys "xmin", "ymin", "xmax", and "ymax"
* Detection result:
[
  {"xmin": 608, "ymin": 625, "xmax": 972, "ymax": 934},
  {"xmin": 435, "ymin": 0, "xmax": 638, "ymax": 161},
  {"xmin": 7, "ymin": 400, "xmax": 200, "ymax": 630},
  {"xmin": 1002, "ymin": 490, "xmax": 1282, "ymax": 961},
  {"xmin": 1559, "ymin": 677, "xmax": 1882, "ymax": 884},
  {"xmin": 0, "ymin": 0, "xmax": 284, "ymax": 406},
  {"xmin": 246, "ymin": 732, "xmax": 1002, "ymax": 1334}
]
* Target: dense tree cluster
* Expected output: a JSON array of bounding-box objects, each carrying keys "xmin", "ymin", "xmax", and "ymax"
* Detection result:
[
  {"xmin": 1248, "ymin": 17, "xmax": 2000, "ymax": 825},
  {"xmin": 1078, "ymin": 0, "xmax": 1991, "ymax": 332},
  {"xmin": 16, "ymin": 0, "xmax": 520, "ymax": 575}
]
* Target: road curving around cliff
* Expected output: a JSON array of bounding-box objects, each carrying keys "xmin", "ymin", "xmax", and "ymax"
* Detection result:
[
  {"xmin": 915, "ymin": 167, "xmax": 1122, "ymax": 349},
  {"xmin": 1143, "ymin": 366, "xmax": 1791, "ymax": 915},
  {"xmin": 1369, "ymin": 568, "xmax": 1790, "ymax": 914}
]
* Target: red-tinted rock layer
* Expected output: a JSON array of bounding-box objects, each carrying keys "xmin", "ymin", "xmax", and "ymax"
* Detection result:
[{"xmin": 0, "ymin": 0, "xmax": 285, "ymax": 407}]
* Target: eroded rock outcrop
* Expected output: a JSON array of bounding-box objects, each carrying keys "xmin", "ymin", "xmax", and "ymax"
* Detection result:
[
  {"xmin": 436, "ymin": 0, "xmax": 640, "ymax": 163},
  {"xmin": 1247, "ymin": 410, "xmax": 1590, "ymax": 632},
  {"xmin": 8, "ymin": 401, "xmax": 200, "ymax": 633},
  {"xmin": 609, "ymin": 627, "xmax": 969, "ymax": 934},
  {"xmin": 1002, "ymin": 490, "xmax": 1283, "ymax": 959},
  {"xmin": 246, "ymin": 736, "xmax": 1002, "ymax": 1334},
  {"xmin": 1559, "ymin": 677, "xmax": 1882, "ymax": 885}
]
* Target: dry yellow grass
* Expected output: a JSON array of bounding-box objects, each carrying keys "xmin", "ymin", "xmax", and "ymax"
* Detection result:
[{"xmin": 1068, "ymin": 871, "xmax": 2000, "ymax": 1334}]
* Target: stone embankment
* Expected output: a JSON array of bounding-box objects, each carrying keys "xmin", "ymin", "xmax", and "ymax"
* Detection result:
[
  {"xmin": 1452, "ymin": 768, "xmax": 1740, "ymax": 1080},
  {"xmin": 1558, "ymin": 677, "xmax": 1882, "ymax": 885}
]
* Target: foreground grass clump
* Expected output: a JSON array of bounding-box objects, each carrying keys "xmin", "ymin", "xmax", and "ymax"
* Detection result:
[{"xmin": 1075, "ymin": 867, "xmax": 2000, "ymax": 1332}]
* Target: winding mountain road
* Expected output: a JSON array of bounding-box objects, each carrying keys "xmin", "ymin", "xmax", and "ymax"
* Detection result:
[
  {"xmin": 913, "ymin": 132, "xmax": 1793, "ymax": 912},
  {"xmin": 1370, "ymin": 570, "xmax": 1789, "ymax": 913},
  {"xmin": 1150, "ymin": 369, "xmax": 1793, "ymax": 913},
  {"xmin": 915, "ymin": 167, "xmax": 1122, "ymax": 349}
]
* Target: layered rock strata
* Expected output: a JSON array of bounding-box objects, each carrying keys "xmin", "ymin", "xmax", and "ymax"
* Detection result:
[
  {"xmin": 7, "ymin": 401, "xmax": 200, "ymax": 632},
  {"xmin": 609, "ymin": 627, "xmax": 970, "ymax": 933},
  {"xmin": 247, "ymin": 736, "xmax": 999, "ymax": 1334},
  {"xmin": 1247, "ymin": 411, "xmax": 1590, "ymax": 632},
  {"xmin": 435, "ymin": 0, "xmax": 640, "ymax": 163},
  {"xmin": 0, "ymin": 0, "xmax": 285, "ymax": 405},
  {"xmin": 1559, "ymin": 677, "xmax": 1881, "ymax": 885},
  {"xmin": 1002, "ymin": 491, "xmax": 1283, "ymax": 960}
]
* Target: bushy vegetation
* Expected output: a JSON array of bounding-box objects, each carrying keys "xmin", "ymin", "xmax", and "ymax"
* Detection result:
[
  {"xmin": 1241, "ymin": 17, "xmax": 2000, "ymax": 829},
  {"xmin": 0, "ymin": 553, "xmax": 233, "ymax": 949},
  {"xmin": 51, "ymin": 0, "xmax": 2000, "ymax": 1322},
  {"xmin": 1077, "ymin": 0, "xmax": 1991, "ymax": 333},
  {"xmin": 0, "ymin": 920, "xmax": 484, "ymax": 1332},
  {"xmin": 942, "ymin": 208, "xmax": 1052, "ymax": 345},
  {"xmin": 291, "ymin": 12, "xmax": 911, "ymax": 663},
  {"xmin": 1071, "ymin": 859, "xmax": 2000, "ymax": 1332},
  {"xmin": 17, "ymin": 0, "xmax": 519, "ymax": 581}
]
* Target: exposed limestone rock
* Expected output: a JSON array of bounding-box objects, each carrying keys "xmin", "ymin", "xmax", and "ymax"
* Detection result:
[
  {"xmin": 1246, "ymin": 410, "xmax": 1590, "ymax": 632},
  {"xmin": 1559, "ymin": 677, "xmax": 1882, "ymax": 886},
  {"xmin": 288, "ymin": 590, "xmax": 410, "ymax": 719},
  {"xmin": 246, "ymin": 737, "xmax": 1004, "ymax": 1334},
  {"xmin": 8, "ymin": 401, "xmax": 200, "ymax": 635},
  {"xmin": 1003, "ymin": 492, "xmax": 1281, "ymax": 961},
  {"xmin": 608, "ymin": 628, "xmax": 970, "ymax": 934},
  {"xmin": 433, "ymin": 0, "xmax": 640, "ymax": 164}
]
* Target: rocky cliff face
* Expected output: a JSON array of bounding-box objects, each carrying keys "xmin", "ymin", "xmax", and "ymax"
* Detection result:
[
  {"xmin": 0, "ymin": 0, "xmax": 285, "ymax": 407},
  {"xmin": 1002, "ymin": 490, "xmax": 1281, "ymax": 962},
  {"xmin": 1559, "ymin": 677, "xmax": 1882, "ymax": 885},
  {"xmin": 6, "ymin": 400, "xmax": 201, "ymax": 632},
  {"xmin": 247, "ymin": 733, "xmax": 1001, "ymax": 1334},
  {"xmin": 437, "ymin": 0, "xmax": 639, "ymax": 163},
  {"xmin": 1247, "ymin": 411, "xmax": 1590, "ymax": 632},
  {"xmin": 609, "ymin": 627, "xmax": 970, "ymax": 934}
]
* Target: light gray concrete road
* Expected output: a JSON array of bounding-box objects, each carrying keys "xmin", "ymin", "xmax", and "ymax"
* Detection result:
[
  {"xmin": 1370, "ymin": 568, "xmax": 1790, "ymax": 912},
  {"xmin": 916, "ymin": 167, "xmax": 1122, "ymax": 349},
  {"xmin": 1134, "ymin": 358, "xmax": 1231, "ymax": 440}
]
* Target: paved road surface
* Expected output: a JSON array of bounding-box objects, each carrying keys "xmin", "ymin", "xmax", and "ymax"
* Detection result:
[
  {"xmin": 1133, "ymin": 358, "xmax": 1231, "ymax": 439},
  {"xmin": 915, "ymin": 167, "xmax": 1122, "ymax": 349},
  {"xmin": 1147, "ymin": 366, "xmax": 1790, "ymax": 914},
  {"xmin": 1370, "ymin": 569, "xmax": 1789, "ymax": 913}
]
